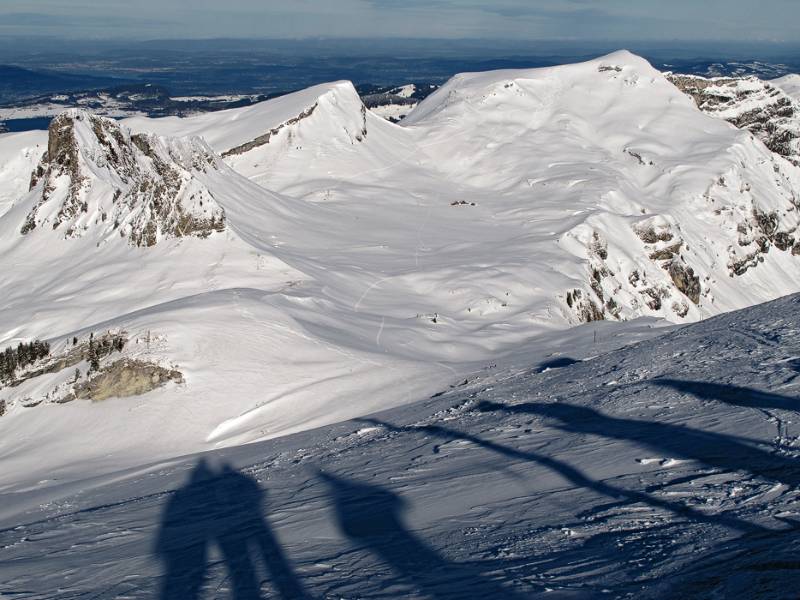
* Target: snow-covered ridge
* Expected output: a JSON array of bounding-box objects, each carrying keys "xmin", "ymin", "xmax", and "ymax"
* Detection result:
[
  {"xmin": 125, "ymin": 81, "xmax": 371, "ymax": 156},
  {"xmin": 1, "ymin": 51, "xmax": 800, "ymax": 488}
]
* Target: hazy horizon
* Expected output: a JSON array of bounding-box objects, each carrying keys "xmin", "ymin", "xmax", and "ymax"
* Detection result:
[{"xmin": 1, "ymin": 1, "xmax": 798, "ymax": 42}]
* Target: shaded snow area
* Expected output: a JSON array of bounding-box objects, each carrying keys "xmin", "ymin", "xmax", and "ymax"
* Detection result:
[{"xmin": 2, "ymin": 295, "xmax": 800, "ymax": 598}]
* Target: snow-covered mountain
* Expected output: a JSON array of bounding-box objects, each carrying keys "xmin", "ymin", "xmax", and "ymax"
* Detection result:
[{"xmin": 1, "ymin": 51, "xmax": 800, "ymax": 490}]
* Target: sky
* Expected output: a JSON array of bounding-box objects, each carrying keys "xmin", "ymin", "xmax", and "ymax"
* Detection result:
[{"xmin": 0, "ymin": 0, "xmax": 798, "ymax": 42}]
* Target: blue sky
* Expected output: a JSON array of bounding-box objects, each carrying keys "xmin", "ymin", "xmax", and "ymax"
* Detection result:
[{"xmin": 1, "ymin": 0, "xmax": 797, "ymax": 41}]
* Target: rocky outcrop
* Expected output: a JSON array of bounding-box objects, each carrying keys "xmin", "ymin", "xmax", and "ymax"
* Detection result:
[
  {"xmin": 565, "ymin": 289, "xmax": 605, "ymax": 323},
  {"xmin": 0, "ymin": 332, "xmax": 126, "ymax": 390},
  {"xmin": 668, "ymin": 261, "xmax": 701, "ymax": 304},
  {"xmin": 669, "ymin": 74, "xmax": 800, "ymax": 166},
  {"xmin": 69, "ymin": 359, "xmax": 183, "ymax": 402},
  {"xmin": 21, "ymin": 110, "xmax": 226, "ymax": 246},
  {"xmin": 0, "ymin": 330, "xmax": 183, "ymax": 407},
  {"xmin": 727, "ymin": 206, "xmax": 799, "ymax": 276}
]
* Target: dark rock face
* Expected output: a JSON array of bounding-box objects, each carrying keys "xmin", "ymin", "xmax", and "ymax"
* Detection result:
[
  {"xmin": 774, "ymin": 231, "xmax": 795, "ymax": 252},
  {"xmin": 649, "ymin": 242, "xmax": 683, "ymax": 261},
  {"xmin": 21, "ymin": 113, "xmax": 86, "ymax": 234},
  {"xmin": 48, "ymin": 113, "xmax": 80, "ymax": 174},
  {"xmin": 588, "ymin": 232, "xmax": 608, "ymax": 260},
  {"xmin": 635, "ymin": 226, "xmax": 673, "ymax": 245},
  {"xmin": 566, "ymin": 289, "xmax": 605, "ymax": 323},
  {"xmin": 727, "ymin": 207, "xmax": 799, "ymax": 276},
  {"xmin": 356, "ymin": 104, "xmax": 368, "ymax": 142},
  {"xmin": 668, "ymin": 261, "xmax": 701, "ymax": 304},
  {"xmin": 730, "ymin": 251, "xmax": 765, "ymax": 277},
  {"xmin": 753, "ymin": 208, "xmax": 779, "ymax": 239}
]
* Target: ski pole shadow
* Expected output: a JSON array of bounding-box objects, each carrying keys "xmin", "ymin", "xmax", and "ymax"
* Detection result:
[
  {"xmin": 319, "ymin": 471, "xmax": 530, "ymax": 599},
  {"xmin": 155, "ymin": 459, "xmax": 310, "ymax": 600},
  {"xmin": 358, "ymin": 405, "xmax": 786, "ymax": 595},
  {"xmin": 359, "ymin": 416, "xmax": 766, "ymax": 535},
  {"xmin": 476, "ymin": 399, "xmax": 800, "ymax": 489},
  {"xmin": 652, "ymin": 378, "xmax": 798, "ymax": 412}
]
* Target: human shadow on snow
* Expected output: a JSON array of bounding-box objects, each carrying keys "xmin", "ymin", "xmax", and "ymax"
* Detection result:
[
  {"xmin": 320, "ymin": 471, "xmax": 530, "ymax": 599},
  {"xmin": 155, "ymin": 459, "xmax": 309, "ymax": 600}
]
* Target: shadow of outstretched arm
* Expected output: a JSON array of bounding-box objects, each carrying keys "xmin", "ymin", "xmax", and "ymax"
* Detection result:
[
  {"xmin": 478, "ymin": 399, "xmax": 800, "ymax": 490},
  {"xmin": 653, "ymin": 378, "xmax": 798, "ymax": 412},
  {"xmin": 360, "ymin": 413, "xmax": 768, "ymax": 536}
]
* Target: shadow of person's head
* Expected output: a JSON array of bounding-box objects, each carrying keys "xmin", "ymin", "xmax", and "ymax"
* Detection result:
[{"xmin": 157, "ymin": 461, "xmax": 305, "ymax": 600}]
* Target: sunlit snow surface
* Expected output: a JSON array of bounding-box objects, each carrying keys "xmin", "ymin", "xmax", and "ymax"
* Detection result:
[
  {"xmin": 2, "ymin": 295, "xmax": 800, "ymax": 598},
  {"xmin": 773, "ymin": 74, "xmax": 800, "ymax": 102}
]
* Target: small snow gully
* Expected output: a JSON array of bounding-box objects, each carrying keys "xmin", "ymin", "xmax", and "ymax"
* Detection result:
[{"xmin": 155, "ymin": 460, "xmax": 310, "ymax": 600}]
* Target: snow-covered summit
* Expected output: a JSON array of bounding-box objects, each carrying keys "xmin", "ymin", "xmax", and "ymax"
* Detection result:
[
  {"xmin": 399, "ymin": 51, "xmax": 800, "ymax": 324},
  {"xmin": 126, "ymin": 79, "xmax": 409, "ymax": 190},
  {"xmin": 128, "ymin": 81, "xmax": 373, "ymax": 156},
  {"xmin": 405, "ymin": 50, "xmax": 659, "ymax": 125}
]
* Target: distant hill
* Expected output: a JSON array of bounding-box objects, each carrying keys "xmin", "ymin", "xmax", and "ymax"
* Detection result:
[{"xmin": 0, "ymin": 64, "xmax": 130, "ymax": 104}]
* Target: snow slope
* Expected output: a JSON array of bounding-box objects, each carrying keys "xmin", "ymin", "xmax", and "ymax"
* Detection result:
[
  {"xmin": 2, "ymin": 293, "xmax": 799, "ymax": 598},
  {"xmin": 773, "ymin": 73, "xmax": 800, "ymax": 102},
  {"xmin": 0, "ymin": 130, "xmax": 44, "ymax": 217},
  {"xmin": 1, "ymin": 51, "xmax": 800, "ymax": 491}
]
